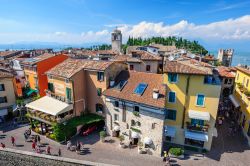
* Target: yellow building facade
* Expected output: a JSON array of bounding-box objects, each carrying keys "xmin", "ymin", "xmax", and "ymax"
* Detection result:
[
  {"xmin": 163, "ymin": 60, "xmax": 221, "ymax": 151},
  {"xmin": 233, "ymin": 67, "xmax": 250, "ymax": 145}
]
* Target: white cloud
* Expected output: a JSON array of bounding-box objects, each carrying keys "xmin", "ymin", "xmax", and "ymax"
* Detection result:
[{"xmin": 0, "ymin": 15, "xmax": 250, "ymax": 44}]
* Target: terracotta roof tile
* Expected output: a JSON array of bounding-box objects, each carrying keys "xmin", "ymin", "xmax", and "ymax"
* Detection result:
[
  {"xmin": 47, "ymin": 58, "xmax": 114, "ymax": 78},
  {"xmin": 103, "ymin": 71, "xmax": 165, "ymax": 108},
  {"xmin": 21, "ymin": 53, "xmax": 55, "ymax": 65},
  {"xmin": 235, "ymin": 66, "xmax": 250, "ymax": 76},
  {"xmin": 164, "ymin": 59, "xmax": 213, "ymax": 75},
  {"xmin": 217, "ymin": 66, "xmax": 236, "ymax": 78}
]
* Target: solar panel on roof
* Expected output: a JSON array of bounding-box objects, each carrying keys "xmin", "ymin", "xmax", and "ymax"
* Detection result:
[{"xmin": 134, "ymin": 83, "xmax": 147, "ymax": 95}]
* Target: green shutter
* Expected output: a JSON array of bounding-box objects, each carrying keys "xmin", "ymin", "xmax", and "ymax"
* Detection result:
[{"xmin": 66, "ymin": 88, "xmax": 72, "ymax": 101}]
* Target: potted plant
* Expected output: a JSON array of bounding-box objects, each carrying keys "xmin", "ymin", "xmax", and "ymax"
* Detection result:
[
  {"xmin": 168, "ymin": 147, "xmax": 184, "ymax": 159},
  {"xmin": 99, "ymin": 131, "xmax": 106, "ymax": 142},
  {"xmin": 137, "ymin": 141, "xmax": 143, "ymax": 154}
]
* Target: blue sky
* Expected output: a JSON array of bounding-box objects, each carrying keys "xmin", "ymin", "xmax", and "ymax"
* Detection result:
[{"xmin": 0, "ymin": 0, "xmax": 250, "ymax": 51}]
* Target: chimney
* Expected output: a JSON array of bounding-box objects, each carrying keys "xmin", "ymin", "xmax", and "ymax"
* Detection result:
[{"xmin": 153, "ymin": 89, "xmax": 159, "ymax": 99}]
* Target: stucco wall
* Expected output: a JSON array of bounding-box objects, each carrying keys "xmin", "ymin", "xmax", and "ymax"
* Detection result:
[
  {"xmin": 127, "ymin": 61, "xmax": 159, "ymax": 73},
  {"xmin": 0, "ymin": 77, "xmax": 16, "ymax": 109},
  {"xmin": 105, "ymin": 97, "xmax": 165, "ymax": 156}
]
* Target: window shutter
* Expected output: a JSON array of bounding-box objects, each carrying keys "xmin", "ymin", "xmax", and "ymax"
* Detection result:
[{"xmin": 2, "ymin": 84, "xmax": 5, "ymax": 91}]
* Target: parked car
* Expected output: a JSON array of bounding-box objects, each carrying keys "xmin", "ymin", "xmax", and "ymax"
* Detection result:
[{"xmin": 82, "ymin": 125, "xmax": 97, "ymax": 136}]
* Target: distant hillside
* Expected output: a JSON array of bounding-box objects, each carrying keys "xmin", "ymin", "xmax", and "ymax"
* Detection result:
[{"xmin": 126, "ymin": 36, "xmax": 208, "ymax": 54}]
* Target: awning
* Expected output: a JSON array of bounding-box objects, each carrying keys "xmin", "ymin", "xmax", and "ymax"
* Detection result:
[
  {"xmin": 131, "ymin": 131, "xmax": 139, "ymax": 138},
  {"xmin": 26, "ymin": 89, "xmax": 38, "ymax": 96},
  {"xmin": 25, "ymin": 96, "xmax": 73, "ymax": 116},
  {"xmin": 229, "ymin": 95, "xmax": 240, "ymax": 108},
  {"xmin": 185, "ymin": 130, "xmax": 208, "ymax": 142},
  {"xmin": 188, "ymin": 110, "xmax": 210, "ymax": 121},
  {"xmin": 114, "ymin": 125, "xmax": 120, "ymax": 131},
  {"xmin": 0, "ymin": 109, "xmax": 8, "ymax": 117},
  {"xmin": 144, "ymin": 137, "xmax": 153, "ymax": 145},
  {"xmin": 164, "ymin": 126, "xmax": 176, "ymax": 137}
]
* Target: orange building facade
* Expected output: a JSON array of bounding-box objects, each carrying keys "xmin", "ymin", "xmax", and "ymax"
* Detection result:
[{"xmin": 23, "ymin": 53, "xmax": 68, "ymax": 97}]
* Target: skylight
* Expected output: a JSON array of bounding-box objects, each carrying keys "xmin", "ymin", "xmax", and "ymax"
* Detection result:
[
  {"xmin": 116, "ymin": 80, "xmax": 127, "ymax": 91},
  {"xmin": 134, "ymin": 83, "xmax": 147, "ymax": 95}
]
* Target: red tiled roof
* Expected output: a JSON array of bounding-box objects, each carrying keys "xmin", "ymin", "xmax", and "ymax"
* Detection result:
[
  {"xmin": 217, "ymin": 66, "xmax": 236, "ymax": 78},
  {"xmin": 47, "ymin": 58, "xmax": 114, "ymax": 78},
  {"xmin": 21, "ymin": 53, "xmax": 55, "ymax": 65},
  {"xmin": 164, "ymin": 59, "xmax": 213, "ymax": 75},
  {"xmin": 235, "ymin": 66, "xmax": 250, "ymax": 76},
  {"xmin": 103, "ymin": 71, "xmax": 165, "ymax": 108},
  {"xmin": 0, "ymin": 69, "xmax": 13, "ymax": 78}
]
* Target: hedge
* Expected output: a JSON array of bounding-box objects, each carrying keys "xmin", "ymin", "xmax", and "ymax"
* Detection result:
[
  {"xmin": 169, "ymin": 147, "xmax": 184, "ymax": 156},
  {"xmin": 53, "ymin": 113, "xmax": 104, "ymax": 142}
]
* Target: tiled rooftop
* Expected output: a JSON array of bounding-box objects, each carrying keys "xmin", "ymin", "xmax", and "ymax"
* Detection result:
[
  {"xmin": 0, "ymin": 51, "xmax": 20, "ymax": 57},
  {"xmin": 164, "ymin": 59, "xmax": 213, "ymax": 75},
  {"xmin": 47, "ymin": 58, "xmax": 114, "ymax": 78},
  {"xmin": 21, "ymin": 53, "xmax": 55, "ymax": 65},
  {"xmin": 0, "ymin": 69, "xmax": 13, "ymax": 78},
  {"xmin": 217, "ymin": 66, "xmax": 236, "ymax": 78},
  {"xmin": 103, "ymin": 71, "xmax": 165, "ymax": 108},
  {"xmin": 235, "ymin": 66, "xmax": 250, "ymax": 76}
]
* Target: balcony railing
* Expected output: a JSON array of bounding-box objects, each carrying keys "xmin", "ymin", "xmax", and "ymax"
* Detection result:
[
  {"xmin": 45, "ymin": 90, "xmax": 72, "ymax": 104},
  {"xmin": 186, "ymin": 122, "xmax": 209, "ymax": 133}
]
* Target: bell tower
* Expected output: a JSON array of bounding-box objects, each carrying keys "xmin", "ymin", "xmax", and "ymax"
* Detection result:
[{"xmin": 111, "ymin": 28, "xmax": 122, "ymax": 53}]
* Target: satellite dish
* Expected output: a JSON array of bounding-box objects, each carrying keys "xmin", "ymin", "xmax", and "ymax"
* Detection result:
[{"xmin": 168, "ymin": 56, "xmax": 174, "ymax": 61}]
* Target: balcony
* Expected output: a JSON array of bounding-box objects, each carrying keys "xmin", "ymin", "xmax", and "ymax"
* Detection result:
[
  {"xmin": 45, "ymin": 90, "xmax": 72, "ymax": 104},
  {"xmin": 186, "ymin": 122, "xmax": 209, "ymax": 133}
]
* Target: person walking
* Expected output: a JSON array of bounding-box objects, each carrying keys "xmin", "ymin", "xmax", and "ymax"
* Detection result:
[
  {"xmin": 32, "ymin": 142, "xmax": 36, "ymax": 151},
  {"xmin": 166, "ymin": 153, "xmax": 171, "ymax": 165},
  {"xmin": 11, "ymin": 136, "xmax": 15, "ymax": 146},
  {"xmin": 24, "ymin": 133, "xmax": 28, "ymax": 142},
  {"xmin": 66, "ymin": 141, "xmax": 71, "ymax": 150},
  {"xmin": 163, "ymin": 151, "xmax": 167, "ymax": 162},
  {"xmin": 58, "ymin": 148, "xmax": 61, "ymax": 157},
  {"xmin": 46, "ymin": 146, "xmax": 51, "ymax": 155},
  {"xmin": 37, "ymin": 135, "xmax": 41, "ymax": 144},
  {"xmin": 0, "ymin": 142, "xmax": 5, "ymax": 148}
]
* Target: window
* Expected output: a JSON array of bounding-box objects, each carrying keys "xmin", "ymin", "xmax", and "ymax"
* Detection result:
[
  {"xmin": 247, "ymin": 79, "xmax": 249, "ymax": 87},
  {"xmin": 48, "ymin": 83, "xmax": 54, "ymax": 92},
  {"xmin": 131, "ymin": 120, "xmax": 135, "ymax": 126},
  {"xmin": 191, "ymin": 119, "xmax": 204, "ymax": 126},
  {"xmin": 66, "ymin": 88, "xmax": 72, "ymax": 102},
  {"xmin": 97, "ymin": 72, "xmax": 104, "ymax": 81},
  {"xmin": 114, "ymin": 114, "xmax": 119, "ymax": 121},
  {"xmin": 168, "ymin": 73, "xmax": 178, "ymax": 83},
  {"xmin": 228, "ymin": 79, "xmax": 232, "ymax": 84},
  {"xmin": 96, "ymin": 104, "xmax": 103, "ymax": 113},
  {"xmin": 0, "ymin": 84, "xmax": 5, "ymax": 91},
  {"xmin": 196, "ymin": 94, "xmax": 205, "ymax": 106},
  {"xmin": 243, "ymin": 77, "xmax": 246, "ymax": 85},
  {"xmin": 0, "ymin": 97, "xmax": 7, "ymax": 103},
  {"xmin": 165, "ymin": 136, "xmax": 172, "ymax": 142},
  {"xmin": 237, "ymin": 73, "xmax": 239, "ymax": 80},
  {"xmin": 146, "ymin": 65, "xmax": 151, "ymax": 72},
  {"xmin": 134, "ymin": 106, "xmax": 140, "ymax": 112},
  {"xmin": 168, "ymin": 91, "xmax": 176, "ymax": 103},
  {"xmin": 134, "ymin": 83, "xmax": 147, "ymax": 95},
  {"xmin": 224, "ymin": 78, "xmax": 228, "ymax": 84},
  {"xmin": 97, "ymin": 88, "xmax": 102, "ymax": 96},
  {"xmin": 116, "ymin": 80, "xmax": 127, "ymax": 90},
  {"xmin": 114, "ymin": 101, "xmax": 119, "ymax": 107},
  {"xmin": 165, "ymin": 109, "xmax": 176, "ymax": 120},
  {"xmin": 65, "ymin": 79, "xmax": 70, "ymax": 83},
  {"xmin": 137, "ymin": 121, "xmax": 141, "ymax": 127},
  {"xmin": 129, "ymin": 64, "xmax": 134, "ymax": 70}
]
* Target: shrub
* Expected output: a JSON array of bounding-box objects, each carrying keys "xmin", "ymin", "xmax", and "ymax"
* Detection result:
[
  {"xmin": 49, "ymin": 134, "xmax": 56, "ymax": 140},
  {"xmin": 130, "ymin": 127, "xmax": 141, "ymax": 133},
  {"xmin": 169, "ymin": 147, "xmax": 184, "ymax": 156},
  {"xmin": 34, "ymin": 127, "xmax": 40, "ymax": 133},
  {"xmin": 133, "ymin": 111, "xmax": 140, "ymax": 117},
  {"xmin": 99, "ymin": 131, "xmax": 106, "ymax": 138}
]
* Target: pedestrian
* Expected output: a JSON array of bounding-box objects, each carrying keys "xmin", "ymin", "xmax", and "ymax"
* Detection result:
[
  {"xmin": 36, "ymin": 146, "xmax": 41, "ymax": 153},
  {"xmin": 129, "ymin": 140, "xmax": 132, "ymax": 149},
  {"xmin": 66, "ymin": 140, "xmax": 71, "ymax": 150},
  {"xmin": 34, "ymin": 135, "xmax": 38, "ymax": 144},
  {"xmin": 32, "ymin": 142, "xmax": 36, "ymax": 151},
  {"xmin": 0, "ymin": 142, "xmax": 5, "ymax": 148},
  {"xmin": 11, "ymin": 136, "xmax": 15, "ymax": 146},
  {"xmin": 76, "ymin": 142, "xmax": 81, "ymax": 153},
  {"xmin": 166, "ymin": 153, "xmax": 170, "ymax": 165},
  {"xmin": 24, "ymin": 133, "xmax": 28, "ymax": 142},
  {"xmin": 46, "ymin": 146, "xmax": 51, "ymax": 155},
  {"xmin": 163, "ymin": 151, "xmax": 167, "ymax": 162},
  {"xmin": 37, "ymin": 135, "xmax": 41, "ymax": 144},
  {"xmin": 58, "ymin": 148, "xmax": 61, "ymax": 157}
]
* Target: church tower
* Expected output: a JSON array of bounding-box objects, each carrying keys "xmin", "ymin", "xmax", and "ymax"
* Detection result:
[{"xmin": 111, "ymin": 28, "xmax": 122, "ymax": 53}]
